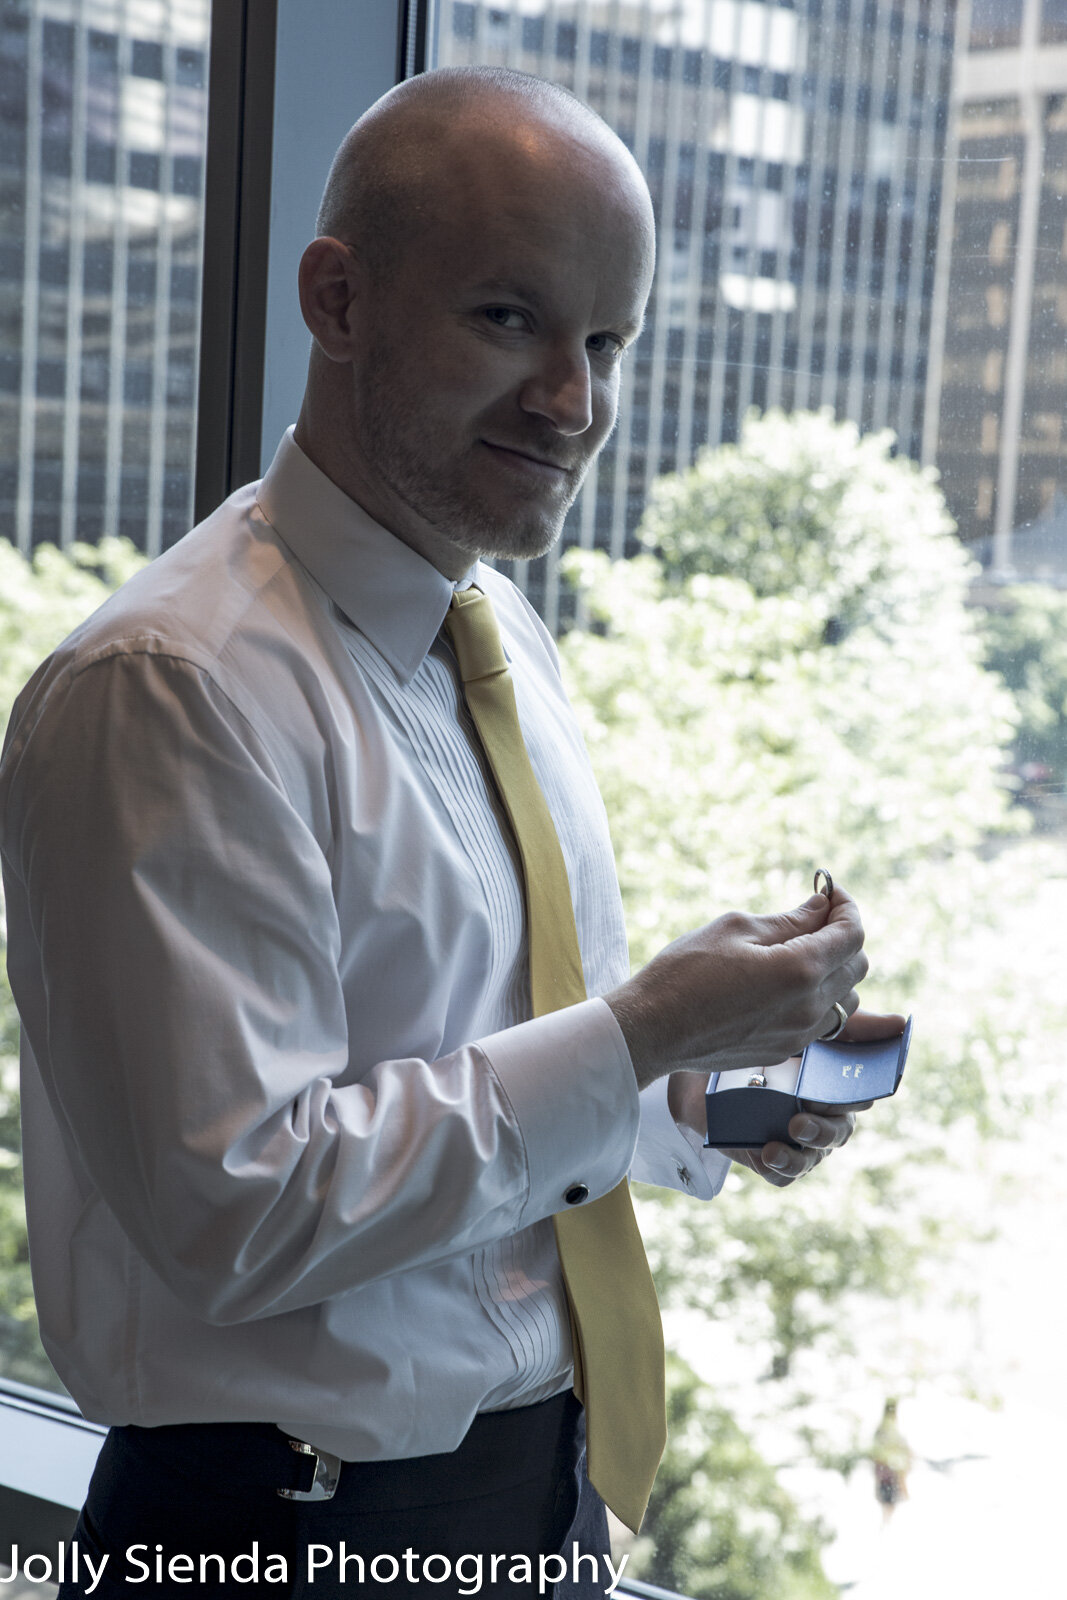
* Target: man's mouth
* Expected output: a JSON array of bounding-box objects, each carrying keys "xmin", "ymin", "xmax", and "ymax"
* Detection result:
[{"xmin": 481, "ymin": 441, "xmax": 572, "ymax": 479}]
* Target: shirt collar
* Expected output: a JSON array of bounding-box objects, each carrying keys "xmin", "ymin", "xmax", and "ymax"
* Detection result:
[{"xmin": 255, "ymin": 428, "xmax": 477, "ymax": 685}]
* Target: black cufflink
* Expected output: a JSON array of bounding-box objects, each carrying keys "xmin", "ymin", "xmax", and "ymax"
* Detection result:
[{"xmin": 564, "ymin": 1183, "xmax": 589, "ymax": 1205}]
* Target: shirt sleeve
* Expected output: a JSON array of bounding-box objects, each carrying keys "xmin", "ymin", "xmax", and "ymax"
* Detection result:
[
  {"xmin": 631, "ymin": 1077, "xmax": 731, "ymax": 1199},
  {"xmin": 582, "ymin": 999, "xmax": 730, "ymax": 1199},
  {"xmin": 0, "ymin": 647, "xmax": 639, "ymax": 1328}
]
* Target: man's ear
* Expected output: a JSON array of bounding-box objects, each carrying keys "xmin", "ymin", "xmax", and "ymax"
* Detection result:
[{"xmin": 298, "ymin": 237, "xmax": 361, "ymax": 362}]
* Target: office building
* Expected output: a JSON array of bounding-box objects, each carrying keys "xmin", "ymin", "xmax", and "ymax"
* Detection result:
[
  {"xmin": 435, "ymin": 0, "xmax": 961, "ymax": 625},
  {"xmin": 0, "ymin": 0, "xmax": 209, "ymax": 558},
  {"xmin": 928, "ymin": 0, "xmax": 1067, "ymax": 572},
  {"xmin": 2, "ymin": 1, "xmax": 963, "ymax": 629}
]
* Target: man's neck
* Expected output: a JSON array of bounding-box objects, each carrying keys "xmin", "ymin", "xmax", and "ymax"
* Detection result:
[{"xmin": 292, "ymin": 413, "xmax": 475, "ymax": 582}]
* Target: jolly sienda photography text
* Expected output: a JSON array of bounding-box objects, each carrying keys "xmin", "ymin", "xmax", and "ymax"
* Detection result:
[{"xmin": 1, "ymin": 1541, "xmax": 631, "ymax": 1595}]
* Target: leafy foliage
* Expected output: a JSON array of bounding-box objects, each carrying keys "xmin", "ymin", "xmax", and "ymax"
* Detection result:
[
  {"xmin": 566, "ymin": 411, "xmax": 1017, "ymax": 955},
  {"xmin": 642, "ymin": 409, "xmax": 968, "ymax": 647},
  {"xmin": 558, "ymin": 411, "xmax": 1065, "ymax": 1591},
  {"xmin": 626, "ymin": 1353, "xmax": 836, "ymax": 1600},
  {"xmin": 0, "ymin": 536, "xmax": 146, "ymax": 1388},
  {"xmin": 1, "ymin": 425, "xmax": 1064, "ymax": 1593},
  {"xmin": 976, "ymin": 584, "xmax": 1067, "ymax": 788}
]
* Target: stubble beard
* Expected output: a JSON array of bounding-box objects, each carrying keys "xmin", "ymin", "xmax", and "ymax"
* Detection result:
[{"xmin": 356, "ymin": 370, "xmax": 588, "ymax": 564}]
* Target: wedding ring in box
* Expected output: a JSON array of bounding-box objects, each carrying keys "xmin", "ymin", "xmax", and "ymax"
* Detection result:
[{"xmin": 704, "ymin": 1017, "xmax": 912, "ymax": 1151}]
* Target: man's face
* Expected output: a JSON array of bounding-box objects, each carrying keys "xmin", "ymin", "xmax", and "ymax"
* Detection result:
[{"xmin": 342, "ymin": 132, "xmax": 655, "ymax": 566}]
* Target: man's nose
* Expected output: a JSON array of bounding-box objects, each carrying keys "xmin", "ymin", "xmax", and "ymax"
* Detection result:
[{"xmin": 518, "ymin": 346, "xmax": 594, "ymax": 435}]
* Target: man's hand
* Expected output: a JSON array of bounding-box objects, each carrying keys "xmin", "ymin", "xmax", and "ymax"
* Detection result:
[
  {"xmin": 666, "ymin": 1006, "xmax": 906, "ymax": 1185},
  {"xmin": 725, "ymin": 1099, "xmax": 871, "ymax": 1186},
  {"xmin": 608, "ymin": 886, "xmax": 870, "ymax": 1092}
]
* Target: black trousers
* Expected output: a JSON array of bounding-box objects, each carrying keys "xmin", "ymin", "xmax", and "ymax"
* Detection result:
[{"xmin": 57, "ymin": 1393, "xmax": 611, "ymax": 1599}]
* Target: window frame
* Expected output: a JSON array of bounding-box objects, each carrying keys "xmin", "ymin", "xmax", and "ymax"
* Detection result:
[
  {"xmin": 0, "ymin": 1378, "xmax": 106, "ymax": 1544},
  {"xmin": 3, "ymin": 0, "xmax": 411, "ymax": 1534}
]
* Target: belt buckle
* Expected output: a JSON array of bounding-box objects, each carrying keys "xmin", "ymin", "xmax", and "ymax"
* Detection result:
[{"xmin": 277, "ymin": 1438, "xmax": 343, "ymax": 1501}]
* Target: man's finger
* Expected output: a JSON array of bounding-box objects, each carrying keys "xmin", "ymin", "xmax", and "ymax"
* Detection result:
[
  {"xmin": 754, "ymin": 893, "xmax": 832, "ymax": 947},
  {"xmin": 813, "ymin": 989, "xmax": 861, "ymax": 1042},
  {"xmin": 821, "ymin": 949, "xmax": 870, "ymax": 999},
  {"xmin": 761, "ymin": 1141, "xmax": 823, "ymax": 1182},
  {"xmin": 800, "ymin": 1100, "xmax": 875, "ymax": 1116},
  {"xmin": 837, "ymin": 1008, "xmax": 907, "ymax": 1042},
  {"xmin": 778, "ymin": 888, "xmax": 865, "ymax": 961},
  {"xmin": 789, "ymin": 1108, "xmax": 858, "ymax": 1150}
]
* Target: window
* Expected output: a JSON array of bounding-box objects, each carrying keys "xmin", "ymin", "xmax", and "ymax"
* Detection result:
[
  {"xmin": 0, "ymin": 0, "xmax": 210, "ymax": 1421},
  {"xmin": 976, "ymin": 473, "xmax": 995, "ymax": 516},
  {"xmin": 989, "ymin": 218, "xmax": 1012, "ymax": 264},
  {"xmin": 971, "ymin": 0, "xmax": 1024, "ymax": 50},
  {"xmin": 3, "ymin": 2, "xmax": 1067, "ymax": 1593},
  {"xmin": 981, "ymin": 409, "xmax": 1000, "ymax": 452},
  {"xmin": 430, "ymin": 1, "xmax": 1067, "ymax": 1592},
  {"xmin": 0, "ymin": 0, "xmax": 210, "ymax": 560}
]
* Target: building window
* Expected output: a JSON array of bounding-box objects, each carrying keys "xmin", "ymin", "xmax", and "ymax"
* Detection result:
[
  {"xmin": 975, "ymin": 474, "xmax": 995, "ymax": 516},
  {"xmin": 983, "ymin": 348, "xmax": 1005, "ymax": 391},
  {"xmin": 989, "ymin": 218, "xmax": 1012, "ymax": 264},
  {"xmin": 981, "ymin": 410, "xmax": 1000, "ymax": 452},
  {"xmin": 971, "ymin": 0, "xmax": 1024, "ymax": 50},
  {"xmin": 987, "ymin": 284, "xmax": 1009, "ymax": 326}
]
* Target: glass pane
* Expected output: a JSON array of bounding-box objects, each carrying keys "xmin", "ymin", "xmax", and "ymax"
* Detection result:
[
  {"xmin": 1043, "ymin": 0, "xmax": 1067, "ymax": 44},
  {"xmin": 0, "ymin": 0, "xmax": 209, "ymax": 560},
  {"xmin": 0, "ymin": 0, "xmax": 210, "ymax": 1393},
  {"xmin": 435, "ymin": 0, "xmax": 953, "ymax": 617},
  {"xmin": 971, "ymin": 0, "xmax": 1023, "ymax": 50},
  {"xmin": 432, "ymin": 2, "xmax": 1067, "ymax": 1596}
]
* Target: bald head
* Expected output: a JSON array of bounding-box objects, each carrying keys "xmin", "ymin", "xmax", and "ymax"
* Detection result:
[
  {"xmin": 315, "ymin": 66, "xmax": 654, "ymax": 282},
  {"xmin": 295, "ymin": 67, "xmax": 656, "ymax": 577}
]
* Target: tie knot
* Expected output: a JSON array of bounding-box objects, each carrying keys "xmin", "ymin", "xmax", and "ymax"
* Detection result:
[{"xmin": 445, "ymin": 588, "xmax": 509, "ymax": 685}]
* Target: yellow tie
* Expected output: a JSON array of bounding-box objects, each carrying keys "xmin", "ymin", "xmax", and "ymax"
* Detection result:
[{"xmin": 445, "ymin": 585, "xmax": 666, "ymax": 1535}]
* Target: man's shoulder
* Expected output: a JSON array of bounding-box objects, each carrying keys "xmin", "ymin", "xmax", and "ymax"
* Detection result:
[
  {"xmin": 58, "ymin": 486, "xmax": 295, "ymax": 674},
  {"xmin": 6, "ymin": 485, "xmax": 337, "ymax": 758}
]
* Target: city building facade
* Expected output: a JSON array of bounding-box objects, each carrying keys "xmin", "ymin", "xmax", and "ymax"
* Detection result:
[
  {"xmin": 434, "ymin": 0, "xmax": 961, "ymax": 625},
  {"xmin": 2, "ymin": 0, "xmax": 966, "ymax": 630},
  {"xmin": 0, "ymin": 0, "xmax": 208, "ymax": 558},
  {"xmin": 931, "ymin": 0, "xmax": 1067, "ymax": 575}
]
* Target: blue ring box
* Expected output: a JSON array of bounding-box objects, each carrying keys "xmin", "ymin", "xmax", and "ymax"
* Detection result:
[{"xmin": 704, "ymin": 1016, "xmax": 912, "ymax": 1150}]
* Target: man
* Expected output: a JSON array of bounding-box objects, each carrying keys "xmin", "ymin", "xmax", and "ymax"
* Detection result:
[{"xmin": 0, "ymin": 66, "xmax": 899, "ymax": 1598}]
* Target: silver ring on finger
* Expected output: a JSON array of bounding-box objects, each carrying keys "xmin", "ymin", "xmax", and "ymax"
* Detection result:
[{"xmin": 819, "ymin": 1000, "xmax": 849, "ymax": 1042}]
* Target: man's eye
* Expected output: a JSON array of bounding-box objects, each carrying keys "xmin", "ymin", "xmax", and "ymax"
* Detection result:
[
  {"xmin": 588, "ymin": 333, "xmax": 624, "ymax": 361},
  {"xmin": 484, "ymin": 307, "xmax": 526, "ymax": 330}
]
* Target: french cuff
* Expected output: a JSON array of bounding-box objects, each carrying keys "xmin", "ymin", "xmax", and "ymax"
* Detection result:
[
  {"xmin": 477, "ymin": 997, "xmax": 640, "ymax": 1226},
  {"xmin": 631, "ymin": 1077, "xmax": 731, "ymax": 1200}
]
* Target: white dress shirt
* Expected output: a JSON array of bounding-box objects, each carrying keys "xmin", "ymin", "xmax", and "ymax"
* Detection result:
[{"xmin": 0, "ymin": 429, "xmax": 728, "ymax": 1462}]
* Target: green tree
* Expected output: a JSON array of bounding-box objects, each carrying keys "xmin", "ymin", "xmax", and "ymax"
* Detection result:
[
  {"xmin": 1, "ymin": 436, "xmax": 1064, "ymax": 1592},
  {"xmin": 565, "ymin": 410, "xmax": 1016, "ymax": 951},
  {"xmin": 558, "ymin": 411, "xmax": 1063, "ymax": 1593},
  {"xmin": 0, "ymin": 536, "xmax": 146, "ymax": 1388},
  {"xmin": 626, "ymin": 1353, "xmax": 835, "ymax": 1600},
  {"xmin": 976, "ymin": 583, "xmax": 1067, "ymax": 790}
]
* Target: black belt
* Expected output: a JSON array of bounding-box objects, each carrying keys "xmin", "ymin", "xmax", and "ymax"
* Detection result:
[{"xmin": 116, "ymin": 1390, "xmax": 581, "ymax": 1509}]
